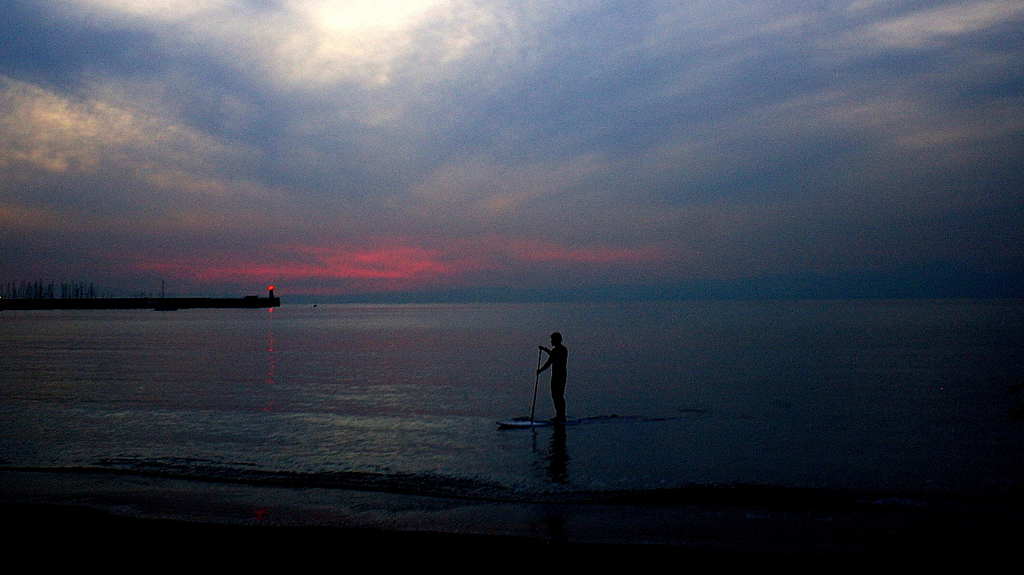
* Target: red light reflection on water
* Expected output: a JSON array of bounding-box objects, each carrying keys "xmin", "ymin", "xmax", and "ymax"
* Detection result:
[{"xmin": 264, "ymin": 307, "xmax": 276, "ymax": 411}]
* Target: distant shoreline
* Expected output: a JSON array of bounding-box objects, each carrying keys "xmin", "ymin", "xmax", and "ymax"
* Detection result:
[{"xmin": 0, "ymin": 296, "xmax": 280, "ymax": 311}]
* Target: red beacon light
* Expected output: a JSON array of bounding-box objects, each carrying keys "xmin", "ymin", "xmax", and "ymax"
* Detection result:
[{"xmin": 268, "ymin": 285, "xmax": 275, "ymax": 298}]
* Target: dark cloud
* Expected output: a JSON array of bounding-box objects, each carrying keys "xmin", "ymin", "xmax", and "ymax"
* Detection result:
[{"xmin": 0, "ymin": 2, "xmax": 163, "ymax": 89}]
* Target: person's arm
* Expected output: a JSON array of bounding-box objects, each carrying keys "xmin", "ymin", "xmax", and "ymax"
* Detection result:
[{"xmin": 538, "ymin": 346, "xmax": 552, "ymax": 373}]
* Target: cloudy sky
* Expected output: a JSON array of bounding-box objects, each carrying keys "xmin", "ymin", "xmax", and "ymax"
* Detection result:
[{"xmin": 2, "ymin": 0, "xmax": 1022, "ymax": 299}]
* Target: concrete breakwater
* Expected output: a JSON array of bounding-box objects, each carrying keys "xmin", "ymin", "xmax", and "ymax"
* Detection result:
[
  {"xmin": 1, "ymin": 296, "xmax": 280, "ymax": 311},
  {"xmin": 1, "ymin": 287, "xmax": 280, "ymax": 311}
]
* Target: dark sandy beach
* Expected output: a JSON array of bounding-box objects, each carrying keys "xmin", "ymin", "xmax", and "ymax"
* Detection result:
[
  {"xmin": 3, "ymin": 469, "xmax": 1021, "ymax": 566},
  {"xmin": 3, "ymin": 502, "xmax": 766, "ymax": 566},
  {"xmin": 3, "ymin": 499, "xmax": 1019, "ymax": 567}
]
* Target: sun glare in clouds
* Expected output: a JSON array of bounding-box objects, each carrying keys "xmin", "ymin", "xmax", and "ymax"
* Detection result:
[
  {"xmin": 293, "ymin": 0, "xmax": 452, "ymax": 44},
  {"xmin": 273, "ymin": 0, "xmax": 457, "ymax": 86},
  {"xmin": 57, "ymin": 0, "xmax": 505, "ymax": 89}
]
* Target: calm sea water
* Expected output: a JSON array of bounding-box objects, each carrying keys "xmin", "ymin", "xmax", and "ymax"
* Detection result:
[{"xmin": 2, "ymin": 300, "xmax": 1023, "ymax": 507}]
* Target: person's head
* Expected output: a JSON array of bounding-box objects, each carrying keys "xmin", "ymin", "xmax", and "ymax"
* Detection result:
[{"xmin": 550, "ymin": 332, "xmax": 562, "ymax": 345}]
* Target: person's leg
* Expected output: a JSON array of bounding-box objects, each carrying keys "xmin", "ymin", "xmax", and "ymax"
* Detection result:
[{"xmin": 550, "ymin": 377, "xmax": 566, "ymax": 421}]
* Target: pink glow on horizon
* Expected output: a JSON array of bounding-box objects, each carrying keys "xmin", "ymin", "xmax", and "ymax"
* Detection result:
[
  {"xmin": 138, "ymin": 237, "xmax": 665, "ymax": 292},
  {"xmin": 140, "ymin": 244, "xmax": 478, "ymax": 290}
]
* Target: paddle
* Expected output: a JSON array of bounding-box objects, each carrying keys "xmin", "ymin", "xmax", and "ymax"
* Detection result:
[{"xmin": 529, "ymin": 347, "xmax": 542, "ymax": 423}]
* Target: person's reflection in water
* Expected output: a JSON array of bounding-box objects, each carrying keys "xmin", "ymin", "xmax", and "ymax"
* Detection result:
[{"xmin": 547, "ymin": 424, "xmax": 569, "ymax": 484}]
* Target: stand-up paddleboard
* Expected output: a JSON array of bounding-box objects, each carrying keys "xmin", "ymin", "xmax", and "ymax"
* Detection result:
[
  {"xmin": 497, "ymin": 418, "xmax": 556, "ymax": 429},
  {"xmin": 496, "ymin": 414, "xmax": 618, "ymax": 429}
]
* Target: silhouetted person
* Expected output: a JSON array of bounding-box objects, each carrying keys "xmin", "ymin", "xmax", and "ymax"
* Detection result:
[{"xmin": 538, "ymin": 332, "xmax": 567, "ymax": 422}]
